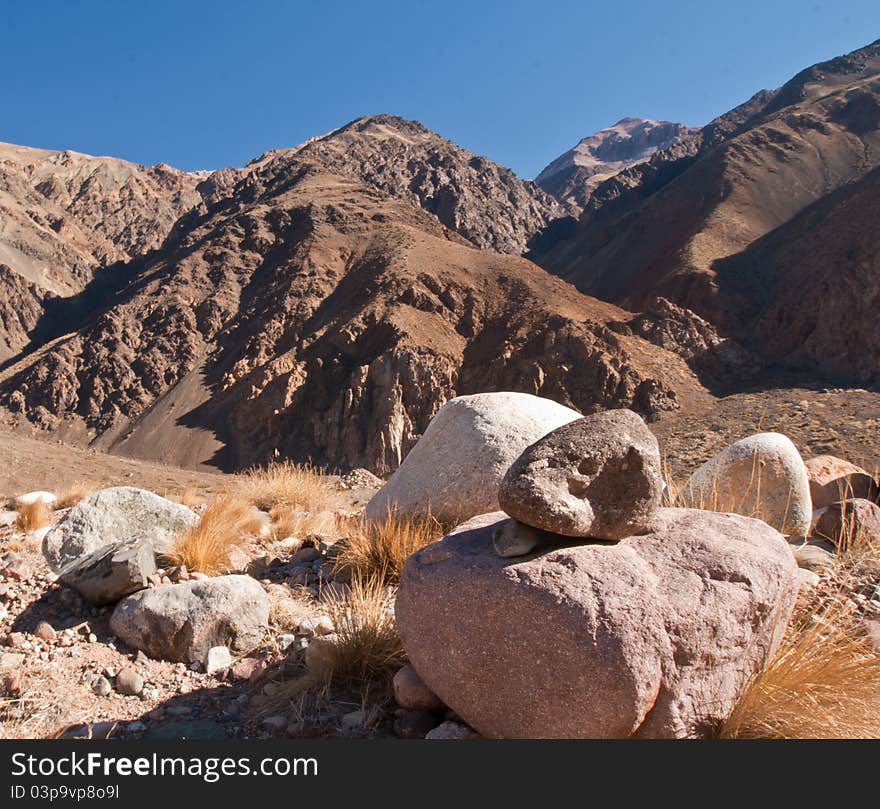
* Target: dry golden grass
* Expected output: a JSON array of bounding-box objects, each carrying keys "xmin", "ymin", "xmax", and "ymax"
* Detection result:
[
  {"xmin": 235, "ymin": 461, "xmax": 336, "ymax": 513},
  {"xmin": 719, "ymin": 596, "xmax": 880, "ymax": 739},
  {"xmin": 268, "ymin": 505, "xmax": 337, "ymax": 542},
  {"xmin": 266, "ymin": 584, "xmax": 318, "ymax": 632},
  {"xmin": 164, "ymin": 495, "xmax": 259, "ymax": 575},
  {"xmin": 14, "ymin": 500, "xmax": 51, "ymax": 533},
  {"xmin": 55, "ymin": 482, "xmax": 92, "ymax": 510},
  {"xmin": 320, "ymin": 574, "xmax": 406, "ymax": 685},
  {"xmin": 334, "ymin": 511, "xmax": 449, "ymax": 585},
  {"xmin": 175, "ymin": 483, "xmax": 203, "ymax": 510}
]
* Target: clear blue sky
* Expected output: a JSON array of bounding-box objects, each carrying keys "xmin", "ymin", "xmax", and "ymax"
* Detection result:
[{"xmin": 2, "ymin": 0, "xmax": 879, "ymax": 178}]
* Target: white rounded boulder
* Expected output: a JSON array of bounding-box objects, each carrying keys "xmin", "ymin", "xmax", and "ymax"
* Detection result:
[
  {"xmin": 676, "ymin": 432, "xmax": 812, "ymax": 536},
  {"xmin": 365, "ymin": 392, "xmax": 581, "ymax": 524}
]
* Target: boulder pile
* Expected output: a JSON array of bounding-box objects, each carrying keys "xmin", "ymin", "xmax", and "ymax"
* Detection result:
[
  {"xmin": 39, "ymin": 487, "xmax": 269, "ymax": 665},
  {"xmin": 396, "ymin": 408, "xmax": 803, "ymax": 738}
]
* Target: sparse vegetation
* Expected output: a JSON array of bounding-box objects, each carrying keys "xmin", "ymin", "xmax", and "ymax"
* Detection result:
[
  {"xmin": 55, "ymin": 482, "xmax": 92, "ymax": 510},
  {"xmin": 719, "ymin": 593, "xmax": 880, "ymax": 739},
  {"xmin": 175, "ymin": 483, "xmax": 203, "ymax": 511},
  {"xmin": 164, "ymin": 495, "xmax": 259, "ymax": 575},
  {"xmin": 235, "ymin": 461, "xmax": 336, "ymax": 513},
  {"xmin": 320, "ymin": 573, "xmax": 406, "ymax": 685},
  {"xmin": 268, "ymin": 505, "xmax": 337, "ymax": 543},
  {"xmin": 14, "ymin": 500, "xmax": 52, "ymax": 534},
  {"xmin": 334, "ymin": 511, "xmax": 449, "ymax": 584}
]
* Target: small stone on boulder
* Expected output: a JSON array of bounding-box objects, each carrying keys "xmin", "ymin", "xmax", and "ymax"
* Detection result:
[
  {"xmin": 499, "ymin": 409, "xmax": 663, "ymax": 539},
  {"xmin": 58, "ymin": 538, "xmax": 157, "ymax": 605}
]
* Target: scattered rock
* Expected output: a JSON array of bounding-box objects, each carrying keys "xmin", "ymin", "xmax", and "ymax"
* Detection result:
[
  {"xmin": 304, "ymin": 635, "xmax": 339, "ymax": 677},
  {"xmin": 57, "ymin": 538, "xmax": 157, "ymax": 605},
  {"xmin": 424, "ymin": 721, "xmax": 479, "ymax": 740},
  {"xmin": 145, "ymin": 720, "xmax": 227, "ymax": 740},
  {"xmin": 397, "ymin": 508, "xmax": 799, "ymax": 739},
  {"xmin": 393, "ymin": 664, "xmax": 445, "ymax": 711},
  {"xmin": 33, "ymin": 621, "xmax": 56, "ymax": 642},
  {"xmin": 499, "ymin": 409, "xmax": 663, "ymax": 539},
  {"xmin": 109, "ymin": 575, "xmax": 269, "ymax": 663},
  {"xmin": 42, "ymin": 487, "xmax": 199, "ymax": 572},
  {"xmin": 261, "ymin": 715, "xmax": 289, "ymax": 734},
  {"xmin": 15, "ymin": 491, "xmax": 57, "ymax": 510},
  {"xmin": 205, "ymin": 645, "xmax": 233, "ymax": 675},
  {"xmin": 297, "ymin": 615, "xmax": 335, "ymax": 637},
  {"xmin": 813, "ymin": 498, "xmax": 880, "ymax": 549},
  {"xmin": 790, "ymin": 538, "xmax": 837, "ymax": 572},
  {"xmin": 805, "ymin": 455, "xmax": 879, "ymax": 510},
  {"xmin": 91, "ymin": 676, "xmax": 112, "ymax": 696},
  {"xmin": 115, "ymin": 667, "xmax": 144, "ymax": 696},
  {"xmin": 677, "ymin": 432, "xmax": 812, "ymax": 536},
  {"xmin": 797, "ymin": 568, "xmax": 821, "ymax": 589},
  {"xmin": 365, "ymin": 392, "xmax": 581, "ymax": 523}
]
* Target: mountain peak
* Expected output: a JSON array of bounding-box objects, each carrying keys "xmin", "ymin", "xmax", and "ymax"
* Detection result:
[{"xmin": 535, "ymin": 118, "xmax": 695, "ymax": 209}]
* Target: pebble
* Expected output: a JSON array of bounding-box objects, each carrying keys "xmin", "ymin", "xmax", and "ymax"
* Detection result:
[
  {"xmin": 91, "ymin": 676, "xmax": 112, "ymax": 696},
  {"xmin": 33, "ymin": 621, "xmax": 57, "ymax": 642},
  {"xmin": 115, "ymin": 667, "xmax": 144, "ymax": 696},
  {"xmin": 205, "ymin": 646, "xmax": 233, "ymax": 676}
]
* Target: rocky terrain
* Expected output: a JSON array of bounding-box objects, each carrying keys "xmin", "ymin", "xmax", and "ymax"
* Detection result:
[
  {"xmin": 535, "ymin": 117, "xmax": 695, "ymax": 211},
  {"xmin": 530, "ymin": 38, "xmax": 880, "ymax": 384},
  {"xmin": 2, "ymin": 396, "xmax": 878, "ymax": 740}
]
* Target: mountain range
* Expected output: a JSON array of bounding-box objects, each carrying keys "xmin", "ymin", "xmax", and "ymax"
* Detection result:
[{"xmin": 0, "ymin": 38, "xmax": 878, "ymax": 473}]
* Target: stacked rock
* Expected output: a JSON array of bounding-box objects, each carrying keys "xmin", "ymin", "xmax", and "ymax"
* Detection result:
[
  {"xmin": 395, "ymin": 408, "xmax": 801, "ymax": 739},
  {"xmin": 494, "ymin": 408, "xmax": 664, "ymax": 555}
]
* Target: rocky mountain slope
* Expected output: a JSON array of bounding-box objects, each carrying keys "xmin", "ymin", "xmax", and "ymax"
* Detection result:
[
  {"xmin": 228, "ymin": 115, "xmax": 567, "ymax": 255},
  {"xmin": 535, "ymin": 118, "xmax": 694, "ymax": 210},
  {"xmin": 0, "ymin": 142, "xmax": 202, "ymax": 361},
  {"xmin": 0, "ymin": 148, "xmax": 708, "ymax": 473},
  {"xmin": 531, "ymin": 38, "xmax": 880, "ymax": 384}
]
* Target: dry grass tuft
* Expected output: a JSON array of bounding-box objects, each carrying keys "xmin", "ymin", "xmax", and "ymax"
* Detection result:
[
  {"xmin": 334, "ymin": 511, "xmax": 449, "ymax": 585},
  {"xmin": 164, "ymin": 495, "xmax": 257, "ymax": 575},
  {"xmin": 175, "ymin": 483, "xmax": 203, "ymax": 511},
  {"xmin": 266, "ymin": 584, "xmax": 318, "ymax": 632},
  {"xmin": 268, "ymin": 505, "xmax": 337, "ymax": 543},
  {"xmin": 235, "ymin": 461, "xmax": 336, "ymax": 513},
  {"xmin": 719, "ymin": 595, "xmax": 880, "ymax": 739},
  {"xmin": 318, "ymin": 573, "xmax": 406, "ymax": 685},
  {"xmin": 55, "ymin": 482, "xmax": 92, "ymax": 510},
  {"xmin": 15, "ymin": 500, "xmax": 52, "ymax": 534}
]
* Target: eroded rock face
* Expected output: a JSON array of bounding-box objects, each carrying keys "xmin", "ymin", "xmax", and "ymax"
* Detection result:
[
  {"xmin": 498, "ymin": 409, "xmax": 663, "ymax": 539},
  {"xmin": 396, "ymin": 509, "xmax": 798, "ymax": 739},
  {"xmin": 676, "ymin": 432, "xmax": 812, "ymax": 536},
  {"xmin": 365, "ymin": 392, "xmax": 581, "ymax": 523},
  {"xmin": 109, "ymin": 575, "xmax": 269, "ymax": 663},
  {"xmin": 42, "ymin": 487, "xmax": 198, "ymax": 572}
]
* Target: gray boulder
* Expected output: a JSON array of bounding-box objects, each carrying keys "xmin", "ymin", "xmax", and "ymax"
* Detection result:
[
  {"xmin": 58, "ymin": 538, "xmax": 157, "ymax": 605},
  {"xmin": 109, "ymin": 575, "xmax": 269, "ymax": 663},
  {"xmin": 43, "ymin": 487, "xmax": 198, "ymax": 572},
  {"xmin": 499, "ymin": 409, "xmax": 663, "ymax": 539},
  {"xmin": 365, "ymin": 392, "xmax": 581, "ymax": 524}
]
